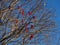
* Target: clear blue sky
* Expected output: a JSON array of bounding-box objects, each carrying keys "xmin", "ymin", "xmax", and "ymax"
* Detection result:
[{"xmin": 47, "ymin": 0, "xmax": 60, "ymax": 27}]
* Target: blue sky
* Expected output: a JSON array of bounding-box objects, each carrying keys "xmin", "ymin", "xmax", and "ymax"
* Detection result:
[
  {"xmin": 47, "ymin": 0, "xmax": 60, "ymax": 27},
  {"xmin": 47, "ymin": 0, "xmax": 60, "ymax": 45}
]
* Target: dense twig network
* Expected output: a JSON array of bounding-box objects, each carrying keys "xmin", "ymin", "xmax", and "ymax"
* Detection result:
[{"xmin": 0, "ymin": 0, "xmax": 56, "ymax": 45}]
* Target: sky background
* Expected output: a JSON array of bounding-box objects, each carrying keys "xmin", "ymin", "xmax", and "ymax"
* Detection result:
[
  {"xmin": 47, "ymin": 0, "xmax": 60, "ymax": 28},
  {"xmin": 47, "ymin": 0, "xmax": 60, "ymax": 45}
]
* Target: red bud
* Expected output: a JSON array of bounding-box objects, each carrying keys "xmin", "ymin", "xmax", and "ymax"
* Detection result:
[
  {"xmin": 21, "ymin": 9, "xmax": 24, "ymax": 16},
  {"xmin": 30, "ymin": 34, "xmax": 34, "ymax": 40},
  {"xmin": 15, "ymin": 20, "xmax": 19, "ymax": 23},
  {"xmin": 26, "ymin": 28, "xmax": 28, "ymax": 32},
  {"xmin": 31, "ymin": 25, "xmax": 34, "ymax": 29},
  {"xmin": 28, "ymin": 12, "xmax": 32, "ymax": 15}
]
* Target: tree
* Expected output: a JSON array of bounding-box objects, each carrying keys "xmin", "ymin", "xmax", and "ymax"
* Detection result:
[{"xmin": 0, "ymin": 0, "xmax": 56, "ymax": 45}]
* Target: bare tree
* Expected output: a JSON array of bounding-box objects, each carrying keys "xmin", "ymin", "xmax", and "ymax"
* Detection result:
[{"xmin": 0, "ymin": 0, "xmax": 56, "ymax": 45}]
